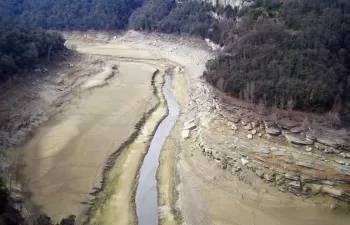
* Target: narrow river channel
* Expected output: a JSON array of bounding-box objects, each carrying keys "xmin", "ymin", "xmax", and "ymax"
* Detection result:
[{"xmin": 135, "ymin": 74, "xmax": 179, "ymax": 225}]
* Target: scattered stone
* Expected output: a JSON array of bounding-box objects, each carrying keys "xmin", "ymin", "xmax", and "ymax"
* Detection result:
[
  {"xmin": 278, "ymin": 119, "xmax": 298, "ymax": 129},
  {"xmin": 305, "ymin": 147, "xmax": 313, "ymax": 152},
  {"xmin": 289, "ymin": 181, "xmax": 301, "ymax": 189},
  {"xmin": 335, "ymin": 160, "xmax": 346, "ymax": 165},
  {"xmin": 339, "ymin": 152, "xmax": 350, "ymax": 159},
  {"xmin": 283, "ymin": 133, "xmax": 314, "ymax": 145},
  {"xmin": 276, "ymin": 175, "xmax": 284, "ymax": 185},
  {"xmin": 324, "ymin": 148, "xmax": 334, "ymax": 154},
  {"xmin": 264, "ymin": 173, "xmax": 275, "ymax": 182},
  {"xmin": 251, "ymin": 129, "xmax": 257, "ymax": 135},
  {"xmin": 256, "ymin": 170, "xmax": 264, "ymax": 178},
  {"xmin": 258, "ymin": 133, "xmax": 262, "ymax": 137},
  {"xmin": 305, "ymin": 132, "xmax": 317, "ymax": 141},
  {"xmin": 233, "ymin": 167, "xmax": 242, "ymax": 172},
  {"xmin": 309, "ymin": 184, "xmax": 322, "ymax": 195},
  {"xmin": 285, "ymin": 173, "xmax": 300, "ymax": 181},
  {"xmin": 290, "ymin": 127, "xmax": 303, "ymax": 133},
  {"xmin": 232, "ymin": 117, "xmax": 240, "ymax": 123},
  {"xmin": 266, "ymin": 127, "xmax": 281, "ymax": 136},
  {"xmin": 247, "ymin": 134, "xmax": 253, "ymax": 140},
  {"xmin": 181, "ymin": 130, "xmax": 190, "ymax": 139},
  {"xmin": 231, "ymin": 124, "xmax": 238, "ymax": 131},
  {"xmin": 278, "ymin": 186, "xmax": 287, "ymax": 192},
  {"xmin": 251, "ymin": 121, "xmax": 259, "ymax": 128},
  {"xmin": 330, "ymin": 203, "xmax": 339, "ymax": 210},
  {"xmin": 244, "ymin": 123, "xmax": 252, "ymax": 131},
  {"xmin": 322, "ymin": 186, "xmax": 343, "ymax": 197},
  {"xmin": 302, "ymin": 185, "xmax": 312, "ymax": 195},
  {"xmin": 241, "ymin": 158, "xmax": 249, "ymax": 166},
  {"xmin": 241, "ymin": 120, "xmax": 249, "ymax": 126},
  {"xmin": 183, "ymin": 120, "xmax": 197, "ymax": 130}
]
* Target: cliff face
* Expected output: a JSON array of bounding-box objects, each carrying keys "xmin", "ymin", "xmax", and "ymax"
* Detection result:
[{"xmin": 202, "ymin": 0, "xmax": 252, "ymax": 7}]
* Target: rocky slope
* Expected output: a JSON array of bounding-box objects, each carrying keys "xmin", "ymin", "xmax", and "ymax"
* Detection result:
[{"xmin": 182, "ymin": 78, "xmax": 350, "ymax": 206}]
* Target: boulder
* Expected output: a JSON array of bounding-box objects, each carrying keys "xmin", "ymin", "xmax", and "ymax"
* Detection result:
[
  {"xmin": 233, "ymin": 167, "xmax": 242, "ymax": 173},
  {"xmin": 251, "ymin": 129, "xmax": 257, "ymax": 135},
  {"xmin": 276, "ymin": 175, "xmax": 285, "ymax": 185},
  {"xmin": 288, "ymin": 181, "xmax": 301, "ymax": 189},
  {"xmin": 231, "ymin": 124, "xmax": 238, "ymax": 131},
  {"xmin": 181, "ymin": 130, "xmax": 190, "ymax": 139},
  {"xmin": 285, "ymin": 173, "xmax": 300, "ymax": 181},
  {"xmin": 309, "ymin": 184, "xmax": 322, "ymax": 195},
  {"xmin": 264, "ymin": 173, "xmax": 275, "ymax": 182},
  {"xmin": 339, "ymin": 152, "xmax": 350, "ymax": 158},
  {"xmin": 266, "ymin": 127, "xmax": 281, "ymax": 136},
  {"xmin": 241, "ymin": 158, "xmax": 249, "ymax": 166},
  {"xmin": 290, "ymin": 127, "xmax": 303, "ymax": 133},
  {"xmin": 256, "ymin": 170, "xmax": 264, "ymax": 178},
  {"xmin": 322, "ymin": 185, "xmax": 343, "ymax": 197},
  {"xmin": 305, "ymin": 147, "xmax": 313, "ymax": 152},
  {"xmin": 278, "ymin": 119, "xmax": 298, "ymax": 129},
  {"xmin": 305, "ymin": 132, "xmax": 317, "ymax": 141},
  {"xmin": 251, "ymin": 121, "xmax": 260, "ymax": 128},
  {"xmin": 283, "ymin": 133, "xmax": 314, "ymax": 145},
  {"xmin": 244, "ymin": 123, "xmax": 252, "ymax": 131},
  {"xmin": 183, "ymin": 120, "xmax": 196, "ymax": 130},
  {"xmin": 247, "ymin": 134, "xmax": 253, "ymax": 140}
]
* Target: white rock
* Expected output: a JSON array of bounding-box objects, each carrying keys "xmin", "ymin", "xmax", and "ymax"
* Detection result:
[
  {"xmin": 305, "ymin": 147, "xmax": 313, "ymax": 152},
  {"xmin": 231, "ymin": 124, "xmax": 238, "ymax": 130},
  {"xmin": 184, "ymin": 119, "xmax": 197, "ymax": 130},
  {"xmin": 247, "ymin": 134, "xmax": 253, "ymax": 139},
  {"xmin": 181, "ymin": 130, "xmax": 190, "ymax": 139},
  {"xmin": 241, "ymin": 158, "xmax": 249, "ymax": 166}
]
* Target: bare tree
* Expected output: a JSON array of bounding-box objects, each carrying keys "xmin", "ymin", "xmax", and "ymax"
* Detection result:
[{"xmin": 287, "ymin": 97, "xmax": 294, "ymax": 118}]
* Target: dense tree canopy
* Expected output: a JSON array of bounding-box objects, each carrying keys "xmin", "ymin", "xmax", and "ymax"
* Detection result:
[
  {"xmin": 3, "ymin": 0, "xmax": 143, "ymax": 30},
  {"xmin": 204, "ymin": 0, "xmax": 350, "ymax": 114},
  {"xmin": 129, "ymin": 0, "xmax": 214, "ymax": 38},
  {"xmin": 0, "ymin": 19, "xmax": 66, "ymax": 81}
]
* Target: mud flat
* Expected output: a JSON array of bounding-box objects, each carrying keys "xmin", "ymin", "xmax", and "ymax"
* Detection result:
[{"xmin": 7, "ymin": 42, "xmax": 162, "ymax": 222}]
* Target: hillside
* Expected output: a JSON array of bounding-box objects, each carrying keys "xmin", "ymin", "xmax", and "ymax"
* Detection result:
[
  {"xmin": 204, "ymin": 0, "xmax": 350, "ymax": 118},
  {"xmin": 0, "ymin": 19, "xmax": 66, "ymax": 82}
]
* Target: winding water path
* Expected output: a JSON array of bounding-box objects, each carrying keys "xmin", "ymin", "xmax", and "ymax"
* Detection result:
[{"xmin": 135, "ymin": 75, "xmax": 179, "ymax": 225}]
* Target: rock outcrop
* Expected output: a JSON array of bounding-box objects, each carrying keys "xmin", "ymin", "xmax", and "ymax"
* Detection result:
[{"xmin": 185, "ymin": 76, "xmax": 350, "ymax": 205}]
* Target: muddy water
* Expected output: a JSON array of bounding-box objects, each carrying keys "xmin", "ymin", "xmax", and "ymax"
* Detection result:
[{"xmin": 136, "ymin": 75, "xmax": 179, "ymax": 225}]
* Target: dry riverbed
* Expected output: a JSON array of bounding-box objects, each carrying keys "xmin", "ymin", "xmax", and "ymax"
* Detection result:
[{"xmin": 2, "ymin": 31, "xmax": 349, "ymax": 225}]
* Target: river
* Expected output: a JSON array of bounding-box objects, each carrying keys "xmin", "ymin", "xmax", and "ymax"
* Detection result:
[{"xmin": 135, "ymin": 74, "xmax": 180, "ymax": 225}]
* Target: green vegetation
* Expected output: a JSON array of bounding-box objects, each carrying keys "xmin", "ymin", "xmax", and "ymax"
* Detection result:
[
  {"xmin": 129, "ymin": 0, "xmax": 214, "ymax": 38},
  {"xmin": 204, "ymin": 0, "xmax": 350, "ymax": 115},
  {"xmin": 0, "ymin": 19, "xmax": 66, "ymax": 81},
  {"xmin": 4, "ymin": 0, "xmax": 143, "ymax": 30}
]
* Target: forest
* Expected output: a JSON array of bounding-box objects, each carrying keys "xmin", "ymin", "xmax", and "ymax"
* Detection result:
[
  {"xmin": 2, "ymin": 0, "xmax": 143, "ymax": 30},
  {"xmin": 128, "ymin": 0, "xmax": 215, "ymax": 38},
  {"xmin": 0, "ymin": 19, "xmax": 66, "ymax": 81},
  {"xmin": 204, "ymin": 0, "xmax": 350, "ymax": 116},
  {"xmin": 0, "ymin": 0, "xmax": 349, "ymax": 112}
]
